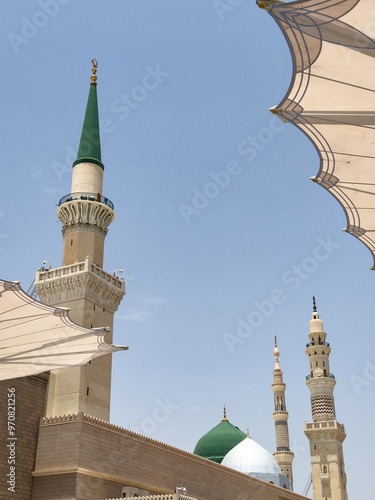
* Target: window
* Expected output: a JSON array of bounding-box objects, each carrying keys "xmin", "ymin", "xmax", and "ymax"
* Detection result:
[{"xmin": 86, "ymin": 387, "xmax": 89, "ymax": 396}]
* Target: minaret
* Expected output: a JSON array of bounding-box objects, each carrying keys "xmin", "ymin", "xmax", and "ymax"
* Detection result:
[
  {"xmin": 34, "ymin": 60, "xmax": 125, "ymax": 421},
  {"xmin": 272, "ymin": 336, "xmax": 294, "ymax": 489},
  {"xmin": 304, "ymin": 298, "xmax": 348, "ymax": 500}
]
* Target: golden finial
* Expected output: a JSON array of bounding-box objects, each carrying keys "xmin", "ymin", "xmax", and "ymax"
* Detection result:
[
  {"xmin": 91, "ymin": 58, "xmax": 98, "ymax": 86},
  {"xmin": 274, "ymin": 335, "xmax": 277, "ymax": 348},
  {"xmin": 246, "ymin": 428, "xmax": 250, "ymax": 437},
  {"xmin": 222, "ymin": 405, "xmax": 228, "ymax": 421}
]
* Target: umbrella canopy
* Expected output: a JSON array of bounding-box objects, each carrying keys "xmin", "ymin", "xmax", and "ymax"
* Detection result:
[
  {"xmin": 0, "ymin": 279, "xmax": 127, "ymax": 381},
  {"xmin": 260, "ymin": 0, "xmax": 375, "ymax": 267}
]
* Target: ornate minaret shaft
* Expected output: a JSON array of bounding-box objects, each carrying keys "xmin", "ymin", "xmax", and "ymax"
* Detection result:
[
  {"xmin": 304, "ymin": 298, "xmax": 348, "ymax": 500},
  {"xmin": 272, "ymin": 337, "xmax": 294, "ymax": 489},
  {"xmin": 35, "ymin": 60, "xmax": 125, "ymax": 421}
]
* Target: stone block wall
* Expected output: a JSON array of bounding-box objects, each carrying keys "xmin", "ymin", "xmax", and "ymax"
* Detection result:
[{"xmin": 0, "ymin": 375, "xmax": 47, "ymax": 500}]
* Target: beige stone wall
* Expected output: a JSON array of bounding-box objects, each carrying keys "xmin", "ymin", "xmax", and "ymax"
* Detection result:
[
  {"xmin": 0, "ymin": 376, "xmax": 47, "ymax": 500},
  {"xmin": 62, "ymin": 228, "xmax": 105, "ymax": 268},
  {"xmin": 32, "ymin": 413, "xmax": 309, "ymax": 500},
  {"xmin": 44, "ymin": 295, "xmax": 115, "ymax": 420}
]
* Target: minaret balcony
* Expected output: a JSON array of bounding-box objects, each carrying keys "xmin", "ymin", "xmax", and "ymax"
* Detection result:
[
  {"xmin": 306, "ymin": 341, "xmax": 330, "ymax": 347},
  {"xmin": 306, "ymin": 372, "xmax": 335, "ymax": 380},
  {"xmin": 58, "ymin": 192, "xmax": 114, "ymax": 210},
  {"xmin": 304, "ymin": 420, "xmax": 346, "ymax": 440},
  {"xmin": 35, "ymin": 257, "xmax": 125, "ymax": 312}
]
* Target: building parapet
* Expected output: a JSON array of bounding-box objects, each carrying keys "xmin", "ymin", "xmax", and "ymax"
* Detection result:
[
  {"xmin": 101, "ymin": 496, "xmax": 197, "ymax": 500},
  {"xmin": 35, "ymin": 258, "xmax": 124, "ymax": 292},
  {"xmin": 41, "ymin": 413, "xmax": 219, "ymax": 466},
  {"xmin": 35, "ymin": 257, "xmax": 125, "ymax": 311}
]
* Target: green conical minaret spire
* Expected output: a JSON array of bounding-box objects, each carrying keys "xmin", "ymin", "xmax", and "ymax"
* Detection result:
[{"xmin": 73, "ymin": 58, "xmax": 104, "ymax": 170}]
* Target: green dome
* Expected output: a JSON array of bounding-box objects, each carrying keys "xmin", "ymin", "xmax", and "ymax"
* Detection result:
[{"xmin": 194, "ymin": 419, "xmax": 247, "ymax": 463}]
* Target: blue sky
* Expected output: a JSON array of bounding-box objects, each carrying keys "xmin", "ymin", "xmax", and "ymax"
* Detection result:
[{"xmin": 1, "ymin": 1, "xmax": 374, "ymax": 497}]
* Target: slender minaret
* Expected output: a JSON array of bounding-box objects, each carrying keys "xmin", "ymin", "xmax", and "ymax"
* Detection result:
[
  {"xmin": 272, "ymin": 336, "xmax": 294, "ymax": 489},
  {"xmin": 304, "ymin": 298, "xmax": 348, "ymax": 500},
  {"xmin": 34, "ymin": 60, "xmax": 125, "ymax": 421}
]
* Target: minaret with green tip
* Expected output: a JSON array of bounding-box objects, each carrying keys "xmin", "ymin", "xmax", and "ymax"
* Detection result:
[
  {"xmin": 34, "ymin": 60, "xmax": 125, "ymax": 421},
  {"xmin": 58, "ymin": 58, "xmax": 112, "ymax": 267},
  {"xmin": 74, "ymin": 60, "xmax": 103, "ymax": 169}
]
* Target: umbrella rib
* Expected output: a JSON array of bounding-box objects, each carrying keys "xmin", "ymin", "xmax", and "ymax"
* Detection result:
[{"xmin": 310, "ymin": 72, "xmax": 375, "ymax": 94}]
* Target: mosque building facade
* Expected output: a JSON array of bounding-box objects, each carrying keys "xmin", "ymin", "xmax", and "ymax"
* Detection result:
[{"xmin": 0, "ymin": 62, "xmax": 348, "ymax": 500}]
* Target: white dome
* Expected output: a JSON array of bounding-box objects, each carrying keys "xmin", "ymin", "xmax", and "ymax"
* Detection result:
[{"xmin": 221, "ymin": 436, "xmax": 282, "ymax": 475}]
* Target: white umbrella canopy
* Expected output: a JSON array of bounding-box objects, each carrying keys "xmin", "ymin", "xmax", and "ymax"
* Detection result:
[
  {"xmin": 0, "ymin": 279, "xmax": 128, "ymax": 381},
  {"xmin": 260, "ymin": 0, "xmax": 375, "ymax": 267}
]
